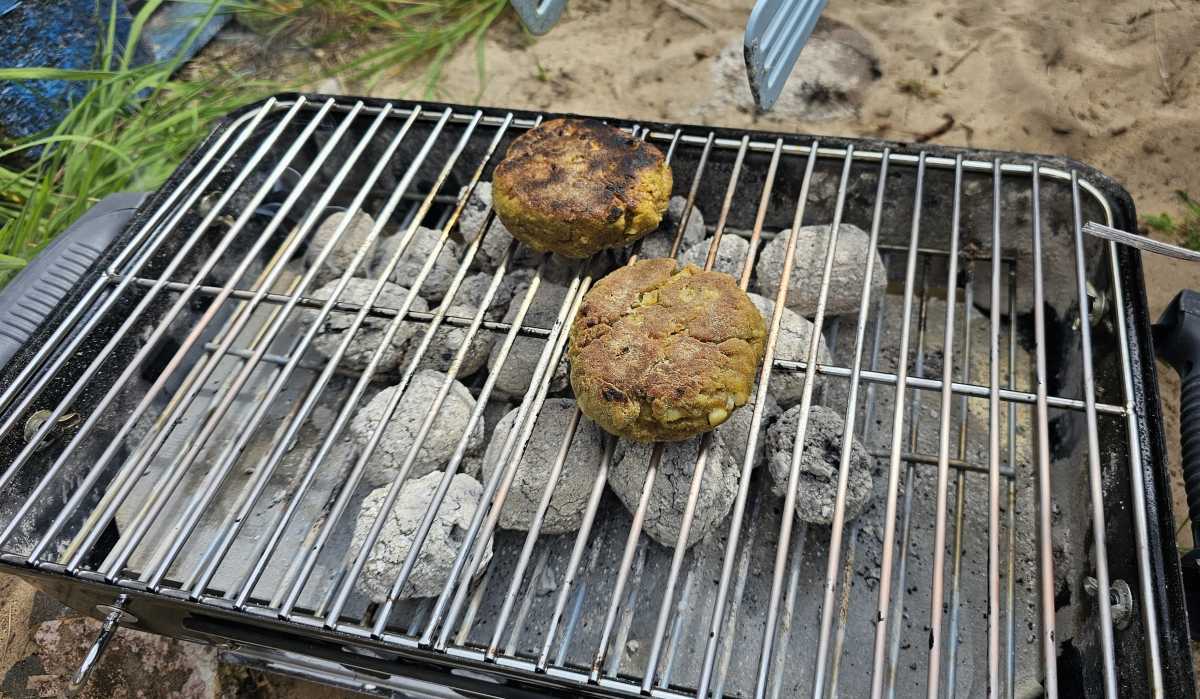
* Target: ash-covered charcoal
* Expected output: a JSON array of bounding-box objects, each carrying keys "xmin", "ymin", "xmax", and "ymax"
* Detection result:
[
  {"xmin": 486, "ymin": 281, "xmax": 570, "ymax": 398},
  {"xmin": 460, "ymin": 454, "xmax": 484, "ymax": 480},
  {"xmin": 609, "ymin": 437, "xmax": 738, "ymax": 549},
  {"xmin": 310, "ymin": 278, "xmax": 427, "ymax": 374},
  {"xmin": 370, "ymin": 226, "xmax": 462, "ymax": 303},
  {"xmin": 747, "ymin": 293, "xmax": 833, "ymax": 407},
  {"xmin": 482, "ymin": 398, "xmax": 516, "ymax": 441},
  {"xmin": 717, "ymin": 388, "xmax": 780, "ymax": 470},
  {"xmin": 414, "ymin": 303, "xmax": 495, "ymax": 377},
  {"xmin": 351, "ymin": 471, "xmax": 491, "ymax": 601},
  {"xmin": 349, "ymin": 370, "xmax": 485, "ymax": 488},
  {"xmin": 680, "ymin": 234, "xmax": 752, "ymax": 278},
  {"xmin": 481, "ymin": 398, "xmax": 605, "ymax": 534},
  {"xmin": 639, "ymin": 195, "xmax": 707, "ymax": 259},
  {"xmin": 754, "ymin": 224, "xmax": 886, "ymax": 318},
  {"xmin": 766, "ymin": 404, "xmax": 873, "ymax": 524},
  {"xmin": 452, "ymin": 270, "xmax": 532, "ymax": 321},
  {"xmin": 304, "ymin": 210, "xmax": 376, "ymax": 285}
]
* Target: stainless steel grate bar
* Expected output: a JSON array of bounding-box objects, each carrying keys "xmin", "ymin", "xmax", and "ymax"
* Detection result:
[
  {"xmin": 1029, "ymin": 163, "xmax": 1059, "ymax": 696},
  {"xmin": 641, "ymin": 134, "xmax": 755, "ymax": 691},
  {"xmin": 870, "ymin": 152, "xmax": 929, "ymax": 699},
  {"xmin": 925, "ymin": 154, "xmax": 965, "ymax": 698},
  {"xmin": 139, "ymin": 103, "xmax": 396, "ymax": 589},
  {"xmin": 695, "ymin": 140, "xmax": 822, "ymax": 697},
  {"xmin": 57, "ymin": 99, "xmax": 377, "ymax": 575},
  {"xmin": 274, "ymin": 109, "xmax": 496, "ymax": 621},
  {"xmin": 99, "ymin": 100, "xmax": 366, "ymax": 582},
  {"xmin": 1108, "ymin": 244, "xmax": 1166, "ymax": 692},
  {"xmin": 987, "ymin": 158, "xmax": 1004, "ymax": 699},
  {"xmin": 944, "ymin": 271, "xmax": 976, "ymax": 696},
  {"xmin": 794, "ymin": 147, "xmax": 888, "ymax": 698},
  {"xmin": 586, "ymin": 132, "xmax": 719, "ymax": 682},
  {"xmin": 1069, "ymin": 171, "xmax": 1119, "ymax": 698},
  {"xmin": 425, "ymin": 269, "xmax": 589, "ymax": 647},
  {"xmin": 0, "ymin": 102, "xmax": 270, "ymax": 426},
  {"xmin": 2, "ymin": 98, "xmax": 309, "ymax": 558},
  {"xmin": 1005, "ymin": 264, "xmax": 1018, "ymax": 699},
  {"xmin": 183, "ymin": 107, "xmax": 438, "ymax": 601}
]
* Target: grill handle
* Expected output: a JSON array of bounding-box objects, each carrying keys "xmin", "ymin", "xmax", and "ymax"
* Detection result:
[
  {"xmin": 1154, "ymin": 289, "xmax": 1200, "ymax": 639},
  {"xmin": 0, "ymin": 192, "xmax": 145, "ymax": 370}
]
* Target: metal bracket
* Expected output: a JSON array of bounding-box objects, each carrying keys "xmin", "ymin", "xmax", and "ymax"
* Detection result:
[
  {"xmin": 510, "ymin": 0, "xmax": 565, "ymax": 36},
  {"xmin": 65, "ymin": 594, "xmax": 137, "ymax": 698},
  {"xmin": 744, "ymin": 0, "xmax": 829, "ymax": 111}
]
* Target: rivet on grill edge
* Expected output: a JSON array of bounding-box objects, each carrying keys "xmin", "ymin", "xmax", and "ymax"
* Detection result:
[
  {"xmin": 1084, "ymin": 576, "xmax": 1133, "ymax": 630},
  {"xmin": 24, "ymin": 410, "xmax": 80, "ymax": 452}
]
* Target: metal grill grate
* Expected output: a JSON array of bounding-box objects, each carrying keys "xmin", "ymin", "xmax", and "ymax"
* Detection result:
[{"xmin": 0, "ymin": 95, "xmax": 1184, "ymax": 698}]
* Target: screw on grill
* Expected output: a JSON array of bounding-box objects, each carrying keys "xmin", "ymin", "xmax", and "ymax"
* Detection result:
[
  {"xmin": 1084, "ymin": 577, "xmax": 1134, "ymax": 630},
  {"xmin": 23, "ymin": 409, "xmax": 79, "ymax": 452}
]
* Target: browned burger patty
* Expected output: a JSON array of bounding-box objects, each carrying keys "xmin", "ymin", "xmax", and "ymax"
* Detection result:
[
  {"xmin": 491, "ymin": 119, "xmax": 672, "ymax": 259},
  {"xmin": 568, "ymin": 259, "xmax": 766, "ymax": 442}
]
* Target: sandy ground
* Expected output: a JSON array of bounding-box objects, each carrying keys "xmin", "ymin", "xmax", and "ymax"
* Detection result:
[{"xmin": 4, "ymin": 0, "xmax": 1199, "ymax": 695}]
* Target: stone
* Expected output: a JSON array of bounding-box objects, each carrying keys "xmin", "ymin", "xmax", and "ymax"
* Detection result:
[
  {"xmin": 351, "ymin": 471, "xmax": 490, "ymax": 601},
  {"xmin": 608, "ymin": 437, "xmax": 738, "ymax": 549},
  {"xmin": 350, "ymin": 370, "xmax": 485, "ymax": 488},
  {"xmin": 753, "ymin": 224, "xmax": 886, "ymax": 318},
  {"xmin": 481, "ymin": 398, "xmax": 605, "ymax": 534},
  {"xmin": 681, "ymin": 234, "xmax": 752, "ymax": 278},
  {"xmin": 414, "ymin": 303, "xmax": 495, "ymax": 378},
  {"xmin": 765, "ymin": 404, "xmax": 873, "ymax": 525},
  {"xmin": 747, "ymin": 293, "xmax": 834, "ymax": 407},
  {"xmin": 304, "ymin": 210, "xmax": 375, "ymax": 285},
  {"xmin": 486, "ymin": 281, "xmax": 570, "ymax": 398},
  {"xmin": 310, "ymin": 278, "xmax": 427, "ymax": 374},
  {"xmin": 370, "ymin": 225, "xmax": 462, "ymax": 304},
  {"xmin": 639, "ymin": 195, "xmax": 706, "ymax": 259}
]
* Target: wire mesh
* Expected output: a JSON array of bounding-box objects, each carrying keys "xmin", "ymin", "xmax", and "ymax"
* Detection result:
[{"xmin": 0, "ymin": 97, "xmax": 1168, "ymax": 698}]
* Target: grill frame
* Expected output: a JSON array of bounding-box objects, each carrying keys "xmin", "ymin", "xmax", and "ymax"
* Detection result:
[{"xmin": 0, "ymin": 93, "xmax": 1190, "ymax": 698}]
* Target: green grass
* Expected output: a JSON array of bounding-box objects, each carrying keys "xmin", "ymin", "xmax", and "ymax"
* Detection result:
[
  {"xmin": 1144, "ymin": 190, "xmax": 1200, "ymax": 251},
  {"xmin": 229, "ymin": 0, "xmax": 510, "ymax": 96},
  {"xmin": 0, "ymin": 0, "xmax": 510, "ymax": 284}
]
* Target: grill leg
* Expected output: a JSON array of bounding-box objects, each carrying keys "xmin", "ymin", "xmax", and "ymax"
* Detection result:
[{"xmin": 65, "ymin": 594, "xmax": 136, "ymax": 698}]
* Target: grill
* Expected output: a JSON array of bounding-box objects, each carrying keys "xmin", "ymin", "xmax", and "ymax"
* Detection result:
[{"xmin": 0, "ymin": 94, "xmax": 1191, "ymax": 698}]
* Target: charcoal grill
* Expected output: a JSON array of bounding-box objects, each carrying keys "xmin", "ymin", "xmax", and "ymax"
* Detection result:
[{"xmin": 0, "ymin": 95, "xmax": 1193, "ymax": 698}]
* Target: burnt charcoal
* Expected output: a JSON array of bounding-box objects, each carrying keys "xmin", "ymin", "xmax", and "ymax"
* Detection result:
[
  {"xmin": 748, "ymin": 292, "xmax": 833, "ymax": 407},
  {"xmin": 349, "ymin": 370, "xmax": 485, "ymax": 488},
  {"xmin": 304, "ymin": 210, "xmax": 376, "ymax": 285},
  {"xmin": 481, "ymin": 398, "xmax": 605, "ymax": 534},
  {"xmin": 766, "ymin": 404, "xmax": 873, "ymax": 524},
  {"xmin": 753, "ymin": 224, "xmax": 887, "ymax": 318},
  {"xmin": 371, "ymin": 226, "xmax": 462, "ymax": 304},
  {"xmin": 351, "ymin": 471, "xmax": 490, "ymax": 601},
  {"xmin": 310, "ymin": 278, "xmax": 427, "ymax": 374}
]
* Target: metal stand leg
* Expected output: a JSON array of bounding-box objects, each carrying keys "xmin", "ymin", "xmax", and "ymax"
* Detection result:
[{"xmin": 66, "ymin": 594, "xmax": 138, "ymax": 698}]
